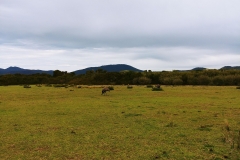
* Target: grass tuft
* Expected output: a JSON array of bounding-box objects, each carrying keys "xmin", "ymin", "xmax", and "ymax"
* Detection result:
[
  {"xmin": 165, "ymin": 121, "xmax": 177, "ymax": 127},
  {"xmin": 199, "ymin": 124, "xmax": 213, "ymax": 131},
  {"xmin": 124, "ymin": 113, "xmax": 142, "ymax": 118}
]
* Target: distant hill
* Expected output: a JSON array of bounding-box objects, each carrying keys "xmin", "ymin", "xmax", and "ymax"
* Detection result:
[
  {"xmin": 0, "ymin": 65, "xmax": 239, "ymax": 75},
  {"xmin": 191, "ymin": 67, "xmax": 207, "ymax": 71},
  {"xmin": 73, "ymin": 64, "xmax": 143, "ymax": 75},
  {"xmin": 220, "ymin": 66, "xmax": 240, "ymax": 70},
  {"xmin": 0, "ymin": 67, "xmax": 53, "ymax": 75},
  {"xmin": 0, "ymin": 64, "xmax": 143, "ymax": 75},
  {"xmin": 191, "ymin": 66, "xmax": 240, "ymax": 71}
]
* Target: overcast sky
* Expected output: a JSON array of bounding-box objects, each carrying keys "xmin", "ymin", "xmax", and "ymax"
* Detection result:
[{"xmin": 1, "ymin": 0, "xmax": 240, "ymax": 72}]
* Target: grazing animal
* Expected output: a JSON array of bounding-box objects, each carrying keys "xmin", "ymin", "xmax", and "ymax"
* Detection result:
[
  {"xmin": 102, "ymin": 87, "xmax": 110, "ymax": 95},
  {"xmin": 155, "ymin": 84, "xmax": 160, "ymax": 88}
]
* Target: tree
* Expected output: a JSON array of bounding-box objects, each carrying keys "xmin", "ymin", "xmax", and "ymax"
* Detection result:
[
  {"xmin": 53, "ymin": 70, "xmax": 67, "ymax": 77},
  {"xmin": 133, "ymin": 76, "xmax": 152, "ymax": 85},
  {"xmin": 163, "ymin": 77, "xmax": 172, "ymax": 85},
  {"xmin": 198, "ymin": 75, "xmax": 211, "ymax": 85},
  {"xmin": 172, "ymin": 78, "xmax": 183, "ymax": 85},
  {"xmin": 224, "ymin": 75, "xmax": 234, "ymax": 85},
  {"xmin": 181, "ymin": 74, "xmax": 188, "ymax": 85},
  {"xmin": 212, "ymin": 76, "xmax": 224, "ymax": 86}
]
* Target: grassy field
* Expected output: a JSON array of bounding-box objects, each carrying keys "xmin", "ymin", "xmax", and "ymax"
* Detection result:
[{"xmin": 0, "ymin": 85, "xmax": 240, "ymax": 159}]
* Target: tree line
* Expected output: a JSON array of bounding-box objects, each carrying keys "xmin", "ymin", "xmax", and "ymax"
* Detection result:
[{"xmin": 0, "ymin": 69, "xmax": 240, "ymax": 86}]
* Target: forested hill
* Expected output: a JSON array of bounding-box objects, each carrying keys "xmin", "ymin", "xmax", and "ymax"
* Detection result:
[
  {"xmin": 73, "ymin": 64, "xmax": 143, "ymax": 75},
  {"xmin": 0, "ymin": 67, "xmax": 53, "ymax": 75},
  {"xmin": 0, "ymin": 65, "xmax": 240, "ymax": 76},
  {"xmin": 220, "ymin": 66, "xmax": 240, "ymax": 70}
]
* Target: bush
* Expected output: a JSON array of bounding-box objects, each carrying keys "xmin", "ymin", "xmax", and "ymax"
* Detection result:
[
  {"xmin": 146, "ymin": 85, "xmax": 153, "ymax": 88},
  {"xmin": 108, "ymin": 86, "xmax": 114, "ymax": 90},
  {"xmin": 23, "ymin": 85, "xmax": 31, "ymax": 88},
  {"xmin": 53, "ymin": 84, "xmax": 68, "ymax": 88},
  {"xmin": 152, "ymin": 87, "xmax": 163, "ymax": 91},
  {"xmin": 127, "ymin": 85, "xmax": 133, "ymax": 89}
]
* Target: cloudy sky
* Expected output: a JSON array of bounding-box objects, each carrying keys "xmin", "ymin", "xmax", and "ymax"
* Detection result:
[{"xmin": 1, "ymin": 0, "xmax": 240, "ymax": 72}]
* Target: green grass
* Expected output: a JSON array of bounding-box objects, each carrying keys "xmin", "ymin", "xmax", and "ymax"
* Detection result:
[{"xmin": 1, "ymin": 85, "xmax": 240, "ymax": 159}]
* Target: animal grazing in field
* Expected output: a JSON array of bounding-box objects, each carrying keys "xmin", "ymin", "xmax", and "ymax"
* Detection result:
[
  {"xmin": 155, "ymin": 84, "xmax": 160, "ymax": 88},
  {"xmin": 102, "ymin": 87, "xmax": 110, "ymax": 95}
]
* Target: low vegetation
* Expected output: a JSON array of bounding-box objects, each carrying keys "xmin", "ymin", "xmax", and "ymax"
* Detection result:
[
  {"xmin": 0, "ymin": 85, "xmax": 240, "ymax": 159},
  {"xmin": 152, "ymin": 87, "xmax": 163, "ymax": 91},
  {"xmin": 146, "ymin": 85, "xmax": 153, "ymax": 88},
  {"xmin": 127, "ymin": 85, "xmax": 133, "ymax": 89},
  {"xmin": 23, "ymin": 84, "xmax": 31, "ymax": 88},
  {"xmin": 108, "ymin": 86, "xmax": 114, "ymax": 90}
]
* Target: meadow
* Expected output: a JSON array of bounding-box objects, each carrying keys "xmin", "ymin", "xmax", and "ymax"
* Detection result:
[{"xmin": 0, "ymin": 85, "xmax": 240, "ymax": 159}]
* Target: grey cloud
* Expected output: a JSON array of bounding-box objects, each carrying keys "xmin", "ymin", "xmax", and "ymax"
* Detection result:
[
  {"xmin": 1, "ymin": 0, "xmax": 240, "ymax": 49},
  {"xmin": 1, "ymin": 44, "xmax": 239, "ymax": 71},
  {"xmin": 0, "ymin": 0, "xmax": 240, "ymax": 71}
]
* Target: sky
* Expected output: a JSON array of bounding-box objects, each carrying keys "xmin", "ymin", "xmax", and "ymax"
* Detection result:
[{"xmin": 1, "ymin": 0, "xmax": 240, "ymax": 72}]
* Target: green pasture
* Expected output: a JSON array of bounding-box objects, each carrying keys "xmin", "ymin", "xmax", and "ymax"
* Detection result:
[{"xmin": 0, "ymin": 85, "xmax": 240, "ymax": 159}]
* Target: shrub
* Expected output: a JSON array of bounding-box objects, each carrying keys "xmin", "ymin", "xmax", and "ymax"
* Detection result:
[
  {"xmin": 127, "ymin": 85, "xmax": 133, "ymax": 89},
  {"xmin": 108, "ymin": 86, "xmax": 114, "ymax": 90},
  {"xmin": 152, "ymin": 87, "xmax": 163, "ymax": 91},
  {"xmin": 23, "ymin": 85, "xmax": 31, "ymax": 88},
  {"xmin": 53, "ymin": 84, "xmax": 68, "ymax": 88},
  {"xmin": 146, "ymin": 85, "xmax": 153, "ymax": 88}
]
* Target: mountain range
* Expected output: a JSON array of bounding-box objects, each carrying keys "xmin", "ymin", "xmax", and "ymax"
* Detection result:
[
  {"xmin": 0, "ymin": 64, "xmax": 239, "ymax": 75},
  {"xmin": 0, "ymin": 64, "xmax": 143, "ymax": 75}
]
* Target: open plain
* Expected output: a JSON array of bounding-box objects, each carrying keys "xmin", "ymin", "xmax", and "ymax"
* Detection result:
[{"xmin": 0, "ymin": 85, "xmax": 240, "ymax": 159}]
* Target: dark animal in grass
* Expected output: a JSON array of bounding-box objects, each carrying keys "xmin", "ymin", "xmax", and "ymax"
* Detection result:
[{"xmin": 102, "ymin": 87, "xmax": 110, "ymax": 95}]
